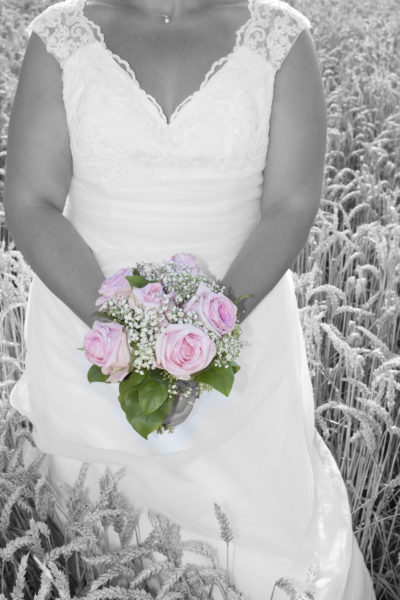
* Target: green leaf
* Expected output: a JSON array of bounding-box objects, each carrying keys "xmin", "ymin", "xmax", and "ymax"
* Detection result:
[
  {"xmin": 233, "ymin": 293, "xmax": 251, "ymax": 305},
  {"xmin": 148, "ymin": 368, "xmax": 168, "ymax": 383},
  {"xmin": 189, "ymin": 358, "xmax": 217, "ymax": 378},
  {"xmin": 193, "ymin": 364, "xmax": 234, "ymax": 397},
  {"xmin": 126, "ymin": 275, "xmax": 150, "ymax": 289},
  {"xmin": 230, "ymin": 360, "xmax": 241, "ymax": 374},
  {"xmin": 87, "ymin": 364, "xmax": 109, "ymax": 383},
  {"xmin": 118, "ymin": 388, "xmax": 174, "ymax": 439},
  {"xmin": 138, "ymin": 379, "xmax": 169, "ymax": 415},
  {"xmin": 119, "ymin": 387, "xmax": 138, "ymax": 412},
  {"xmin": 119, "ymin": 370, "xmax": 147, "ymax": 395}
]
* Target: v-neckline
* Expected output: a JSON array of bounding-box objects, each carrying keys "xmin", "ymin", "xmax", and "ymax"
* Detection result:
[{"xmin": 77, "ymin": 0, "xmax": 255, "ymax": 126}]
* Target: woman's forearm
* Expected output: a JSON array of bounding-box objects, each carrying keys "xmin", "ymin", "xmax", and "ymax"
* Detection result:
[
  {"xmin": 5, "ymin": 202, "xmax": 105, "ymax": 329},
  {"xmin": 222, "ymin": 200, "xmax": 319, "ymax": 323}
]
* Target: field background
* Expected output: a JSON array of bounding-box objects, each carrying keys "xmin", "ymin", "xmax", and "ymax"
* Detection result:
[{"xmin": 0, "ymin": 0, "xmax": 399, "ymax": 598}]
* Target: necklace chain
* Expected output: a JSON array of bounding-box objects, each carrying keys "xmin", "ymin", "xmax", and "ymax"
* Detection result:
[
  {"xmin": 131, "ymin": 3, "xmax": 173, "ymax": 24},
  {"xmin": 85, "ymin": 1, "xmax": 248, "ymax": 25}
]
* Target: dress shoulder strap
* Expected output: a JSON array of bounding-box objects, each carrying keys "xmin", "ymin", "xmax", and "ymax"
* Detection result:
[
  {"xmin": 243, "ymin": 0, "xmax": 312, "ymax": 71},
  {"xmin": 25, "ymin": 0, "xmax": 97, "ymax": 67}
]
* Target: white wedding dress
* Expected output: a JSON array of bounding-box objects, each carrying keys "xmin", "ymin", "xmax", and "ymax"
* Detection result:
[{"xmin": 10, "ymin": 0, "xmax": 376, "ymax": 597}]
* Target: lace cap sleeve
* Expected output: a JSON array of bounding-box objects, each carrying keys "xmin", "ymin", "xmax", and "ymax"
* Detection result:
[
  {"xmin": 25, "ymin": 0, "xmax": 96, "ymax": 67},
  {"xmin": 249, "ymin": 0, "xmax": 312, "ymax": 71}
]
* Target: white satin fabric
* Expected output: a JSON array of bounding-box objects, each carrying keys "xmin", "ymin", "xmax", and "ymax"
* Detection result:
[{"xmin": 10, "ymin": 0, "xmax": 376, "ymax": 597}]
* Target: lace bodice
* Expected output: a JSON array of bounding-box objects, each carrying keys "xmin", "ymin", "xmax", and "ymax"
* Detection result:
[{"xmin": 26, "ymin": 0, "xmax": 311, "ymax": 180}]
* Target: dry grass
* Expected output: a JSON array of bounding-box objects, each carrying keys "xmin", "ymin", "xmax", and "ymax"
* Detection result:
[{"xmin": 0, "ymin": 0, "xmax": 399, "ymax": 598}]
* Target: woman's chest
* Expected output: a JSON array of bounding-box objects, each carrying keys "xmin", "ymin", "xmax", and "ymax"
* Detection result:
[
  {"xmin": 63, "ymin": 42, "xmax": 275, "ymax": 179},
  {"xmin": 83, "ymin": 1, "xmax": 252, "ymax": 124}
]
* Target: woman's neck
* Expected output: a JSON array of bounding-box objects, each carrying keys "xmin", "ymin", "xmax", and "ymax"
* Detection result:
[
  {"xmin": 105, "ymin": 0, "xmax": 207, "ymax": 18},
  {"xmin": 90, "ymin": 1, "xmax": 242, "ymax": 20}
]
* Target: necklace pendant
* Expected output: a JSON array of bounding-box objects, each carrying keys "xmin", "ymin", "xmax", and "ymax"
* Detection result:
[{"xmin": 162, "ymin": 14, "xmax": 171, "ymax": 24}]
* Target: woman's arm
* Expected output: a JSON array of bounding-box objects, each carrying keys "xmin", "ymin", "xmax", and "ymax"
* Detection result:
[
  {"xmin": 3, "ymin": 33, "xmax": 105, "ymax": 329},
  {"xmin": 222, "ymin": 29, "xmax": 327, "ymax": 322}
]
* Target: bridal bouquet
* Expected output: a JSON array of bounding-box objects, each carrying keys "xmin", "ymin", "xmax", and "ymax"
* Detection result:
[{"xmin": 81, "ymin": 253, "xmax": 249, "ymax": 439}]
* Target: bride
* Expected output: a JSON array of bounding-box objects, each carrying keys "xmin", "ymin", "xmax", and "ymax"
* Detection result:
[{"xmin": 4, "ymin": 0, "xmax": 376, "ymax": 597}]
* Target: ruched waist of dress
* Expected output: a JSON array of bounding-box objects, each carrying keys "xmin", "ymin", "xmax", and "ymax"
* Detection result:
[
  {"xmin": 64, "ymin": 172, "xmax": 264, "ymax": 279},
  {"xmin": 66, "ymin": 169, "xmax": 264, "ymax": 212}
]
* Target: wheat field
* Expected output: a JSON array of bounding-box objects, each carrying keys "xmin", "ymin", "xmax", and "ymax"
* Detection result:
[{"xmin": 0, "ymin": 0, "xmax": 399, "ymax": 598}]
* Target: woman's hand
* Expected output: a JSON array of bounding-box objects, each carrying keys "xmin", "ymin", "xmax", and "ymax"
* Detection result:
[
  {"xmin": 162, "ymin": 380, "xmax": 200, "ymax": 429},
  {"xmin": 165, "ymin": 396, "xmax": 195, "ymax": 428}
]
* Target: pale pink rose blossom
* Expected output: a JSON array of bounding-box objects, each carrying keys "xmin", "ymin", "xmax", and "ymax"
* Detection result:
[
  {"xmin": 83, "ymin": 321, "xmax": 131, "ymax": 383},
  {"xmin": 128, "ymin": 282, "xmax": 165, "ymax": 311},
  {"xmin": 184, "ymin": 281, "xmax": 237, "ymax": 336},
  {"xmin": 155, "ymin": 323, "xmax": 216, "ymax": 380},
  {"xmin": 95, "ymin": 267, "xmax": 133, "ymax": 306},
  {"xmin": 170, "ymin": 253, "xmax": 202, "ymax": 275}
]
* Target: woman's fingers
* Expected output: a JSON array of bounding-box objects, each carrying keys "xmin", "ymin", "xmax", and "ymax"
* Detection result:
[
  {"xmin": 168, "ymin": 400, "xmax": 195, "ymax": 426},
  {"xmin": 163, "ymin": 381, "xmax": 200, "ymax": 428}
]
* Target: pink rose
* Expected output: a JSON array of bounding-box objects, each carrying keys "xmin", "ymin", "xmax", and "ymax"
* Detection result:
[
  {"xmin": 155, "ymin": 323, "xmax": 216, "ymax": 380},
  {"xmin": 184, "ymin": 281, "xmax": 237, "ymax": 336},
  {"xmin": 170, "ymin": 253, "xmax": 202, "ymax": 275},
  {"xmin": 95, "ymin": 268, "xmax": 132, "ymax": 306},
  {"xmin": 83, "ymin": 321, "xmax": 131, "ymax": 383},
  {"xmin": 128, "ymin": 282, "xmax": 165, "ymax": 311}
]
